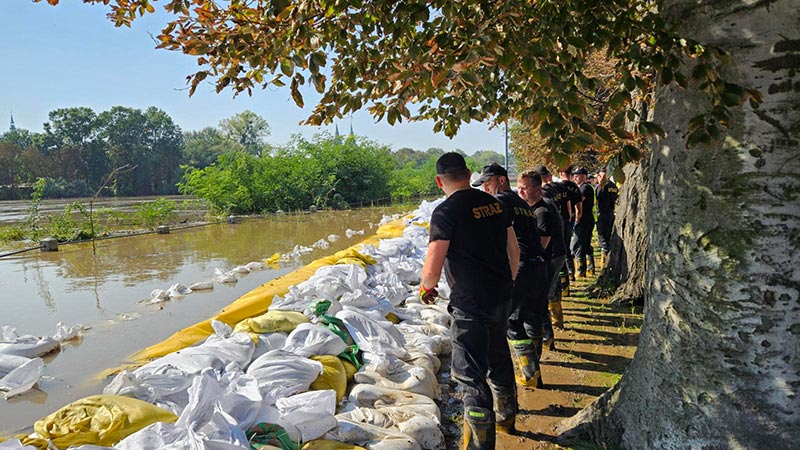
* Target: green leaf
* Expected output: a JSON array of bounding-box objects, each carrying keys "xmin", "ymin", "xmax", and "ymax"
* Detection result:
[{"xmin": 280, "ymin": 59, "xmax": 294, "ymax": 77}]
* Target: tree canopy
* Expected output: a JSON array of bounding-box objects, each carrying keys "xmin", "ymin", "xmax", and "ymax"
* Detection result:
[{"xmin": 43, "ymin": 0, "xmax": 760, "ymax": 172}]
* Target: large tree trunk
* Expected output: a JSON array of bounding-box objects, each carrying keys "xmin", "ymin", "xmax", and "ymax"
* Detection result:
[
  {"xmin": 559, "ymin": 1, "xmax": 800, "ymax": 448},
  {"xmin": 596, "ymin": 160, "xmax": 649, "ymax": 306}
]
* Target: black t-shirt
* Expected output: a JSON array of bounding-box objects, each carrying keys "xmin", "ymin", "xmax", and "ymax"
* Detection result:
[
  {"xmin": 532, "ymin": 198, "xmax": 567, "ymax": 258},
  {"xmin": 495, "ymin": 190, "xmax": 546, "ymax": 261},
  {"xmin": 560, "ymin": 180, "xmax": 583, "ymax": 222},
  {"xmin": 429, "ymin": 188, "xmax": 513, "ymax": 312},
  {"xmin": 542, "ymin": 182, "xmax": 568, "ymax": 219},
  {"xmin": 596, "ymin": 181, "xmax": 619, "ymax": 218},
  {"xmin": 578, "ymin": 182, "xmax": 595, "ymax": 224}
]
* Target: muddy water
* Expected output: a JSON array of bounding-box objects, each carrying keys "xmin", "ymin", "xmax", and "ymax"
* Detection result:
[{"xmin": 0, "ymin": 206, "xmax": 410, "ymax": 435}]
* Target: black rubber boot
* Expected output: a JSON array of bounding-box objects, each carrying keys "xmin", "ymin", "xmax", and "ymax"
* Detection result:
[
  {"xmin": 490, "ymin": 384, "xmax": 517, "ymax": 435},
  {"xmin": 588, "ymin": 254, "xmax": 596, "ymax": 276},
  {"xmin": 462, "ymin": 406, "xmax": 496, "ymax": 450},
  {"xmin": 509, "ymin": 340, "xmax": 542, "ymax": 388}
]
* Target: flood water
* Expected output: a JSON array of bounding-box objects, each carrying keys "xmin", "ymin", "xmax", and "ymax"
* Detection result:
[{"xmin": 0, "ymin": 204, "xmax": 411, "ymax": 435}]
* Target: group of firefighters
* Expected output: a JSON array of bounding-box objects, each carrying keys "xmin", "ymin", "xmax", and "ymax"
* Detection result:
[{"xmin": 419, "ymin": 152, "xmax": 618, "ymax": 450}]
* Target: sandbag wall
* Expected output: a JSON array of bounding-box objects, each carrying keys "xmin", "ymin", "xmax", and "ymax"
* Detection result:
[{"xmin": 0, "ymin": 199, "xmax": 451, "ymax": 450}]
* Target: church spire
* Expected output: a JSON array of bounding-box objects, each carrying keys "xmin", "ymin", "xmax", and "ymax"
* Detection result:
[
  {"xmin": 335, "ymin": 123, "xmax": 340, "ymax": 138},
  {"xmin": 9, "ymin": 111, "xmax": 15, "ymax": 132}
]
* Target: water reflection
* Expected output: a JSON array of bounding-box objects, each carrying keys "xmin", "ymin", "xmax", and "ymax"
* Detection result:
[{"xmin": 0, "ymin": 206, "xmax": 410, "ymax": 434}]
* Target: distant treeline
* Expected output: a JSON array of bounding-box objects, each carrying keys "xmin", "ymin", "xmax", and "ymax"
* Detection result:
[{"xmin": 0, "ymin": 106, "xmax": 509, "ymax": 212}]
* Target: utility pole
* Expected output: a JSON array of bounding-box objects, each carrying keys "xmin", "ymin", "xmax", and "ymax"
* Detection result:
[{"xmin": 504, "ymin": 122, "xmax": 509, "ymax": 170}]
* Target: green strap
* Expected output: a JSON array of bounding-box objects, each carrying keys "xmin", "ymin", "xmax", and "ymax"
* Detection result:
[{"xmin": 508, "ymin": 339, "xmax": 532, "ymax": 345}]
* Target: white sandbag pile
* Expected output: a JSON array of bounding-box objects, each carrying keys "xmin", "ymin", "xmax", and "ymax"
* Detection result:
[
  {"xmin": 4, "ymin": 198, "xmax": 455, "ymax": 450},
  {"xmin": 0, "ymin": 322, "xmax": 85, "ymax": 399}
]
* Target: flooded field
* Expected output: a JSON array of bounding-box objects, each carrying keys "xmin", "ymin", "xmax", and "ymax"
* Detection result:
[{"xmin": 0, "ymin": 204, "xmax": 411, "ymax": 434}]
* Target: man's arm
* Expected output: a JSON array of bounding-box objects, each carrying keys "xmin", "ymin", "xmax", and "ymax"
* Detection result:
[
  {"xmin": 574, "ymin": 199, "xmax": 583, "ymax": 223},
  {"xmin": 507, "ymin": 227, "xmax": 520, "ymax": 280},
  {"xmin": 421, "ymin": 239, "xmax": 450, "ymax": 290}
]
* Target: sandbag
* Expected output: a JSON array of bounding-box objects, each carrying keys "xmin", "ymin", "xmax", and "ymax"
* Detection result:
[
  {"xmin": 301, "ymin": 440, "xmax": 366, "ymax": 450},
  {"xmin": 234, "ymin": 311, "xmax": 309, "ymax": 335},
  {"xmin": 282, "ymin": 324, "xmax": 348, "ymax": 358},
  {"xmin": 325, "ymin": 419, "xmax": 420, "ymax": 450},
  {"xmin": 33, "ymin": 394, "xmax": 178, "ymax": 449},
  {"xmin": 335, "ymin": 310, "xmax": 407, "ymax": 359},
  {"xmin": 355, "ymin": 356, "xmax": 440, "ymax": 400},
  {"xmin": 309, "ymin": 355, "xmax": 347, "ymax": 402},
  {"xmin": 246, "ymin": 350, "xmax": 323, "ymax": 404},
  {"xmin": 0, "ymin": 357, "xmax": 43, "ymax": 399},
  {"xmin": 276, "ymin": 390, "xmax": 338, "ymax": 442}
]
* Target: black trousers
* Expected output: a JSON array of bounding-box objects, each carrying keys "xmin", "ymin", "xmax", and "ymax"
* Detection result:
[
  {"xmin": 507, "ymin": 260, "xmax": 549, "ymax": 342},
  {"xmin": 450, "ymin": 302, "xmax": 515, "ymax": 411},
  {"xmin": 562, "ymin": 216, "xmax": 575, "ymax": 273},
  {"xmin": 572, "ymin": 220, "xmax": 595, "ymax": 270},
  {"xmin": 597, "ymin": 215, "xmax": 614, "ymax": 253}
]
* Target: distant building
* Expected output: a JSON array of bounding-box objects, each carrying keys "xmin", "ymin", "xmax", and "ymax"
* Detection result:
[{"xmin": 9, "ymin": 111, "xmax": 15, "ymax": 132}]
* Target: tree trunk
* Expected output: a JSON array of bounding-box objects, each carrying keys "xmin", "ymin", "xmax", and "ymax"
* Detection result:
[
  {"xmin": 559, "ymin": 1, "xmax": 800, "ymax": 448},
  {"xmin": 596, "ymin": 160, "xmax": 649, "ymax": 306}
]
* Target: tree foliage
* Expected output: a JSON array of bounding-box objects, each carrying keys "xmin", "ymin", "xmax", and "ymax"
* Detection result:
[
  {"xmin": 219, "ymin": 110, "xmax": 271, "ymax": 157},
  {"xmin": 178, "ymin": 133, "xmax": 394, "ymax": 213},
  {"xmin": 48, "ymin": 0, "xmax": 761, "ymax": 169}
]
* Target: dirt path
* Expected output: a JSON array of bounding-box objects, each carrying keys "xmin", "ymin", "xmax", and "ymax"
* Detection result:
[{"xmin": 441, "ymin": 270, "xmax": 643, "ymax": 450}]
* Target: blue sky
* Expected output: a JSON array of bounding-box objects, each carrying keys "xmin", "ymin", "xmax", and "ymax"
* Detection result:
[{"xmin": 0, "ymin": 1, "xmax": 505, "ymax": 154}]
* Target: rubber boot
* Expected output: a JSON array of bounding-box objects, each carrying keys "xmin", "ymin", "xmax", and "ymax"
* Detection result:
[
  {"xmin": 588, "ymin": 254, "xmax": 596, "ymax": 276},
  {"xmin": 568, "ymin": 258, "xmax": 576, "ymax": 281},
  {"xmin": 560, "ymin": 271, "xmax": 570, "ymax": 297},
  {"xmin": 549, "ymin": 300, "xmax": 564, "ymax": 330},
  {"xmin": 532, "ymin": 336, "xmax": 545, "ymax": 375},
  {"xmin": 490, "ymin": 384, "xmax": 517, "ymax": 435},
  {"xmin": 509, "ymin": 340, "xmax": 542, "ymax": 388},
  {"xmin": 577, "ymin": 256, "xmax": 587, "ymax": 278},
  {"xmin": 600, "ymin": 251, "xmax": 607, "ymax": 269},
  {"xmin": 542, "ymin": 314, "xmax": 555, "ymax": 352},
  {"xmin": 462, "ymin": 406, "xmax": 495, "ymax": 450}
]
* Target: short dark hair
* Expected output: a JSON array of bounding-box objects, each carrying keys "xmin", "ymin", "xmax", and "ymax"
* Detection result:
[
  {"xmin": 519, "ymin": 170, "xmax": 542, "ymax": 187},
  {"xmin": 439, "ymin": 169, "xmax": 469, "ymax": 182}
]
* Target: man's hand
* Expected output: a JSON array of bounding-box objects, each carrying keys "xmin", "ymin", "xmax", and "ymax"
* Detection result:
[{"xmin": 419, "ymin": 284, "xmax": 439, "ymax": 304}]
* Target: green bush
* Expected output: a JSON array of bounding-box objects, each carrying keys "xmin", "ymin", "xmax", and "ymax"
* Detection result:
[{"xmin": 133, "ymin": 198, "xmax": 178, "ymax": 229}]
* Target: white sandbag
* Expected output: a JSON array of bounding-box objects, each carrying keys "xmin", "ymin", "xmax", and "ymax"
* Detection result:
[
  {"xmin": 214, "ymin": 268, "xmax": 238, "ymax": 283},
  {"xmin": 104, "ymin": 367, "xmax": 193, "ymax": 415},
  {"xmin": 282, "ymin": 323, "xmax": 348, "ymax": 358},
  {"xmin": 244, "ymin": 261, "xmax": 266, "ymax": 271},
  {"xmin": 167, "ymin": 283, "xmax": 192, "ymax": 298},
  {"xmin": 190, "ymin": 281, "xmax": 215, "ymax": 291},
  {"xmin": 336, "ymin": 309, "xmax": 407, "ymax": 358},
  {"xmin": 0, "ymin": 326, "xmax": 59, "ymax": 358},
  {"xmin": 135, "ymin": 324, "xmax": 254, "ymax": 376},
  {"xmin": 246, "ymin": 350, "xmax": 323, "ymax": 404},
  {"xmin": 327, "ymin": 234, "xmax": 339, "ymax": 242},
  {"xmin": 276, "ymin": 390, "xmax": 338, "ymax": 442},
  {"xmin": 337, "ymin": 409, "xmax": 444, "ymax": 450},
  {"xmin": 267, "ymin": 294, "xmax": 310, "ymax": 312},
  {"xmin": 304, "ymin": 299, "xmax": 343, "ymax": 323},
  {"xmin": 150, "ymin": 289, "xmax": 170, "ymax": 303},
  {"xmin": 355, "ymin": 356, "xmax": 440, "ymax": 399},
  {"xmin": 0, "ymin": 357, "xmax": 43, "ymax": 399},
  {"xmin": 53, "ymin": 322, "xmax": 86, "ymax": 342},
  {"xmin": 346, "ymin": 384, "xmax": 440, "ymax": 421},
  {"xmin": 0, "ymin": 354, "xmax": 31, "ymax": 376},
  {"xmin": 404, "ymin": 351, "xmax": 441, "ymax": 374},
  {"xmin": 312, "ymin": 239, "xmax": 330, "ymax": 250},
  {"xmin": 396, "ymin": 324, "xmax": 444, "ymax": 356},
  {"xmin": 251, "ymin": 332, "xmax": 288, "ymax": 362},
  {"xmin": 326, "ymin": 418, "xmax": 421, "ymax": 450},
  {"xmin": 116, "ymin": 371, "xmax": 251, "ymax": 450},
  {"xmin": 345, "ymin": 229, "xmax": 364, "ymax": 239}
]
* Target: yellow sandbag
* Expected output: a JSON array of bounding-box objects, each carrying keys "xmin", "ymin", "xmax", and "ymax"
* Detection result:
[
  {"xmin": 341, "ymin": 359, "xmax": 358, "ymax": 382},
  {"xmin": 33, "ymin": 394, "xmax": 178, "ymax": 449},
  {"xmin": 234, "ymin": 310, "xmax": 309, "ymax": 334},
  {"xmin": 309, "ymin": 355, "xmax": 347, "ymax": 402},
  {"xmin": 105, "ymin": 218, "xmax": 406, "ymax": 374},
  {"xmin": 264, "ymin": 253, "xmax": 281, "ymax": 267},
  {"xmin": 332, "ymin": 248, "xmax": 376, "ymax": 267},
  {"xmin": 302, "ymin": 439, "xmax": 367, "ymax": 450},
  {"xmin": 385, "ymin": 312, "xmax": 401, "ymax": 324}
]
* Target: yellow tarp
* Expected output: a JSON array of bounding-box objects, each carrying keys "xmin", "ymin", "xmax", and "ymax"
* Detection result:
[
  {"xmin": 117, "ymin": 217, "xmax": 407, "ymax": 370},
  {"xmin": 309, "ymin": 355, "xmax": 348, "ymax": 403},
  {"xmin": 30, "ymin": 394, "xmax": 177, "ymax": 449}
]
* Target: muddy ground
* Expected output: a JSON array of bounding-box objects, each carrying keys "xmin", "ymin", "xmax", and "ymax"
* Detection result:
[{"xmin": 439, "ymin": 269, "xmax": 643, "ymax": 450}]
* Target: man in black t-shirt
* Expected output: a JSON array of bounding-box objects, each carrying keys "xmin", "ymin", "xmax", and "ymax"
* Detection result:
[
  {"xmin": 421, "ymin": 153, "xmax": 520, "ymax": 450},
  {"xmin": 572, "ymin": 167, "xmax": 596, "ymax": 277},
  {"xmin": 473, "ymin": 163, "xmax": 548, "ymax": 395},
  {"xmin": 558, "ymin": 166, "xmax": 583, "ymax": 280},
  {"xmin": 523, "ymin": 169, "xmax": 568, "ymax": 333},
  {"xmin": 596, "ymin": 168, "xmax": 619, "ymax": 267}
]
